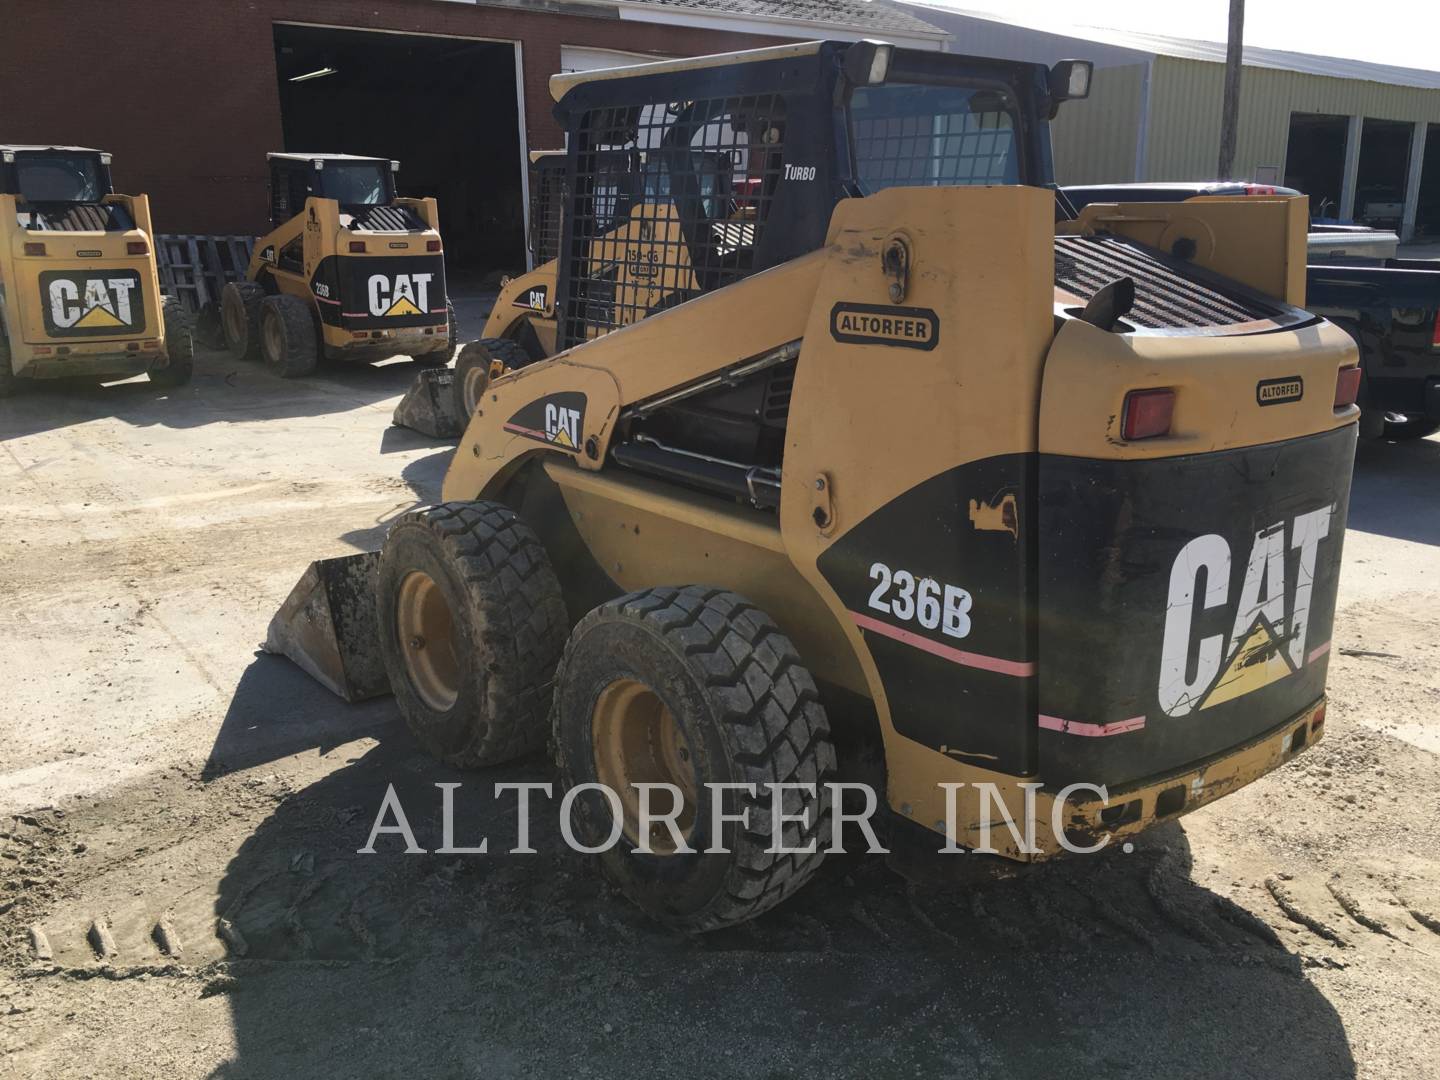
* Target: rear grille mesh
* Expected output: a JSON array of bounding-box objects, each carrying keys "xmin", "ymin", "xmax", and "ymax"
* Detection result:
[
  {"xmin": 1055, "ymin": 235, "xmax": 1276, "ymax": 330},
  {"xmin": 16, "ymin": 203, "xmax": 126, "ymax": 232},
  {"xmin": 344, "ymin": 204, "xmax": 425, "ymax": 232}
]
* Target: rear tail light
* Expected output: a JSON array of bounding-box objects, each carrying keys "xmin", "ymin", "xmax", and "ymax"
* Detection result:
[
  {"xmin": 1334, "ymin": 366, "xmax": 1361, "ymax": 409},
  {"xmin": 426, "ymin": 239, "xmax": 441, "ymax": 252},
  {"xmin": 127, "ymin": 241, "xmax": 148, "ymax": 256},
  {"xmin": 1121, "ymin": 388, "xmax": 1175, "ymax": 440},
  {"xmin": 1244, "ymin": 184, "xmax": 1277, "ymax": 196},
  {"xmin": 23, "ymin": 242, "xmax": 46, "ymax": 256},
  {"xmin": 349, "ymin": 241, "xmax": 366, "ymax": 253},
  {"xmin": 1431, "ymin": 310, "xmax": 1439, "ymax": 348}
]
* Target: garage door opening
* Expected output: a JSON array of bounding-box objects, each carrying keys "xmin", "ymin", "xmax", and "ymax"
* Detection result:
[
  {"xmin": 1416, "ymin": 125, "xmax": 1440, "ymax": 239},
  {"xmin": 1284, "ymin": 113, "xmax": 1347, "ymax": 221},
  {"xmin": 274, "ymin": 24, "xmax": 526, "ymax": 280},
  {"xmin": 1354, "ymin": 118, "xmax": 1413, "ymax": 231}
]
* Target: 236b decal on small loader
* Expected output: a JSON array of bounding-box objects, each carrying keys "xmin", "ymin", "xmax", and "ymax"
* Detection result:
[
  {"xmin": 219, "ymin": 153, "xmax": 454, "ymax": 378},
  {"xmin": 0, "ymin": 145, "xmax": 193, "ymax": 395},
  {"xmin": 270, "ymin": 41, "xmax": 1359, "ymax": 931}
]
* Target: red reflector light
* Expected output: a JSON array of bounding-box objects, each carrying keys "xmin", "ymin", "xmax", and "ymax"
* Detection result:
[
  {"xmin": 349, "ymin": 241, "xmax": 366, "ymax": 253},
  {"xmin": 426, "ymin": 239, "xmax": 441, "ymax": 252},
  {"xmin": 1334, "ymin": 366, "xmax": 1361, "ymax": 409},
  {"xmin": 1244, "ymin": 184, "xmax": 1277, "ymax": 195},
  {"xmin": 127, "ymin": 241, "xmax": 148, "ymax": 256},
  {"xmin": 1431, "ymin": 310, "xmax": 1439, "ymax": 348},
  {"xmin": 34, "ymin": 346, "xmax": 52, "ymax": 355},
  {"xmin": 23, "ymin": 242, "xmax": 46, "ymax": 256},
  {"xmin": 352, "ymin": 331, "xmax": 369, "ymax": 339},
  {"xmin": 1121, "ymin": 388, "xmax": 1175, "ymax": 440}
]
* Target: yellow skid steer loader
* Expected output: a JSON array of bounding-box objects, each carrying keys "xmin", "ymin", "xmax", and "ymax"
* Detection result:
[
  {"xmin": 270, "ymin": 42, "xmax": 1358, "ymax": 931},
  {"xmin": 221, "ymin": 153, "xmax": 454, "ymax": 378},
  {"xmin": 0, "ymin": 145, "xmax": 192, "ymax": 394}
]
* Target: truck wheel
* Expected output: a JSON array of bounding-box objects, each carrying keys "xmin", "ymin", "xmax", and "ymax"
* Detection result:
[
  {"xmin": 259, "ymin": 294, "xmax": 319, "ymax": 378},
  {"xmin": 1382, "ymin": 415, "xmax": 1440, "ymax": 441},
  {"xmin": 0, "ymin": 331, "xmax": 20, "ymax": 397},
  {"xmin": 552, "ymin": 586, "xmax": 836, "ymax": 931},
  {"xmin": 221, "ymin": 281, "xmax": 266, "ymax": 363},
  {"xmin": 150, "ymin": 296, "xmax": 195, "ymax": 388},
  {"xmin": 376, "ymin": 501, "xmax": 568, "ymax": 767},
  {"xmin": 453, "ymin": 338, "xmax": 529, "ymax": 421}
]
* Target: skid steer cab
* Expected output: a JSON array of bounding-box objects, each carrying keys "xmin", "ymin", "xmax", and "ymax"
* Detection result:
[
  {"xmin": 271, "ymin": 40, "xmax": 1360, "ymax": 932},
  {"xmin": 0, "ymin": 145, "xmax": 192, "ymax": 396},
  {"xmin": 220, "ymin": 153, "xmax": 453, "ymax": 378}
]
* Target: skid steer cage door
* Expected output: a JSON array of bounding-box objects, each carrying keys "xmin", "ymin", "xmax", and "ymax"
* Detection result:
[{"xmin": 1036, "ymin": 424, "xmax": 1354, "ymax": 790}]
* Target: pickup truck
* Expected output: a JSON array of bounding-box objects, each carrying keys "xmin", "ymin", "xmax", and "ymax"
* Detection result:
[{"xmin": 1063, "ymin": 182, "xmax": 1440, "ymax": 441}]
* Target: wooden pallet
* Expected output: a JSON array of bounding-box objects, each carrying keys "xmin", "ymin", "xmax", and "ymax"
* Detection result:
[{"xmin": 156, "ymin": 235, "xmax": 256, "ymax": 312}]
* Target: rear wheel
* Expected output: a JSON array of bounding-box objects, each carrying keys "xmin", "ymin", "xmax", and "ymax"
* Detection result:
[
  {"xmin": 150, "ymin": 296, "xmax": 195, "ymax": 388},
  {"xmin": 0, "ymin": 331, "xmax": 20, "ymax": 397},
  {"xmin": 259, "ymin": 294, "xmax": 319, "ymax": 378},
  {"xmin": 408, "ymin": 300, "xmax": 457, "ymax": 367},
  {"xmin": 551, "ymin": 586, "xmax": 836, "ymax": 931},
  {"xmin": 221, "ymin": 281, "xmax": 266, "ymax": 362},
  {"xmin": 453, "ymin": 338, "xmax": 529, "ymax": 422},
  {"xmin": 376, "ymin": 501, "xmax": 568, "ymax": 767}
]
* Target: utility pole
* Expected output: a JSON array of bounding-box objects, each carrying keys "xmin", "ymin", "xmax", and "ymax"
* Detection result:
[{"xmin": 1217, "ymin": 0, "xmax": 1245, "ymax": 178}]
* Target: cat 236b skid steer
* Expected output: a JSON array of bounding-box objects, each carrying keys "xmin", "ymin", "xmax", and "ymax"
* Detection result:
[
  {"xmin": 272, "ymin": 42, "xmax": 1359, "ymax": 930},
  {"xmin": 221, "ymin": 153, "xmax": 454, "ymax": 378}
]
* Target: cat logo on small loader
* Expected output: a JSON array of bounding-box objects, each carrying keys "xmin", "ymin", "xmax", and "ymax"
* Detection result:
[{"xmin": 368, "ymin": 273, "xmax": 434, "ymax": 318}]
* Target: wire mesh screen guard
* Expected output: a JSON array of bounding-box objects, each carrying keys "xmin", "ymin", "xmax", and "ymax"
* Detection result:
[
  {"xmin": 850, "ymin": 83, "xmax": 1018, "ymax": 191},
  {"xmin": 529, "ymin": 163, "xmax": 565, "ymax": 265},
  {"xmin": 562, "ymin": 93, "xmax": 786, "ymax": 346}
]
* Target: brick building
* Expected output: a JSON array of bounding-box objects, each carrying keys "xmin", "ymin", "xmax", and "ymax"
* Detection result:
[{"xmin": 0, "ymin": 0, "xmax": 943, "ymax": 272}]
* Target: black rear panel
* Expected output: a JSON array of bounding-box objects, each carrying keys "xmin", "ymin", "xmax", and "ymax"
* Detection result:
[
  {"xmin": 1037, "ymin": 425, "xmax": 1355, "ymax": 789},
  {"xmin": 310, "ymin": 253, "xmax": 447, "ymax": 330}
]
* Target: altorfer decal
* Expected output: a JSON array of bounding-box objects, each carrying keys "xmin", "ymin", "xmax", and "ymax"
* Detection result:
[
  {"xmin": 829, "ymin": 302, "xmax": 940, "ymax": 351},
  {"xmin": 1256, "ymin": 376, "xmax": 1304, "ymax": 406}
]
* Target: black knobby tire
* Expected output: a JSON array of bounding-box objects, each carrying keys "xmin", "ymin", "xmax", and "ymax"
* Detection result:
[
  {"xmin": 376, "ymin": 501, "xmax": 569, "ymax": 768},
  {"xmin": 150, "ymin": 296, "xmax": 195, "ymax": 388},
  {"xmin": 453, "ymin": 338, "xmax": 530, "ymax": 422},
  {"xmin": 221, "ymin": 281, "xmax": 266, "ymax": 363},
  {"xmin": 552, "ymin": 586, "xmax": 836, "ymax": 931},
  {"xmin": 0, "ymin": 330, "xmax": 19, "ymax": 398},
  {"xmin": 259, "ymin": 294, "xmax": 319, "ymax": 378}
]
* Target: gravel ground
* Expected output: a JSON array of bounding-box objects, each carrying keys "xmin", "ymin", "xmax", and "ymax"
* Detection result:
[{"xmin": 1, "ymin": 330, "xmax": 1438, "ymax": 1079}]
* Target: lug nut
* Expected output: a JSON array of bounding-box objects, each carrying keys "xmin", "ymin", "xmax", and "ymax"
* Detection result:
[{"xmin": 409, "ymin": 636, "xmax": 425, "ymax": 650}]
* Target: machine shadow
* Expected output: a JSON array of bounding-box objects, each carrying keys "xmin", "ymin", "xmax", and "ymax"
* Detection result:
[
  {"xmin": 206, "ymin": 733, "xmax": 1356, "ymax": 1078},
  {"xmin": 1347, "ymin": 433, "xmax": 1440, "ymax": 545}
]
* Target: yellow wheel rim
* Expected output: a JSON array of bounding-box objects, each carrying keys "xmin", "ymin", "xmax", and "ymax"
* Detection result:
[
  {"xmin": 461, "ymin": 363, "xmax": 489, "ymax": 416},
  {"xmin": 396, "ymin": 570, "xmax": 461, "ymax": 711},
  {"xmin": 591, "ymin": 679, "xmax": 698, "ymax": 853}
]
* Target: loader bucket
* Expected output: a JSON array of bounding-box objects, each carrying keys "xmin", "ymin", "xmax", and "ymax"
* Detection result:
[
  {"xmin": 262, "ymin": 552, "xmax": 389, "ymax": 702},
  {"xmin": 393, "ymin": 367, "xmax": 463, "ymax": 439}
]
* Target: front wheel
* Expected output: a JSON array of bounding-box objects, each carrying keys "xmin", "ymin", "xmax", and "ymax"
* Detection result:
[
  {"xmin": 453, "ymin": 338, "xmax": 530, "ymax": 422},
  {"xmin": 376, "ymin": 501, "xmax": 569, "ymax": 767},
  {"xmin": 221, "ymin": 281, "xmax": 266, "ymax": 362},
  {"xmin": 1382, "ymin": 414, "xmax": 1440, "ymax": 441},
  {"xmin": 551, "ymin": 586, "xmax": 836, "ymax": 931}
]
